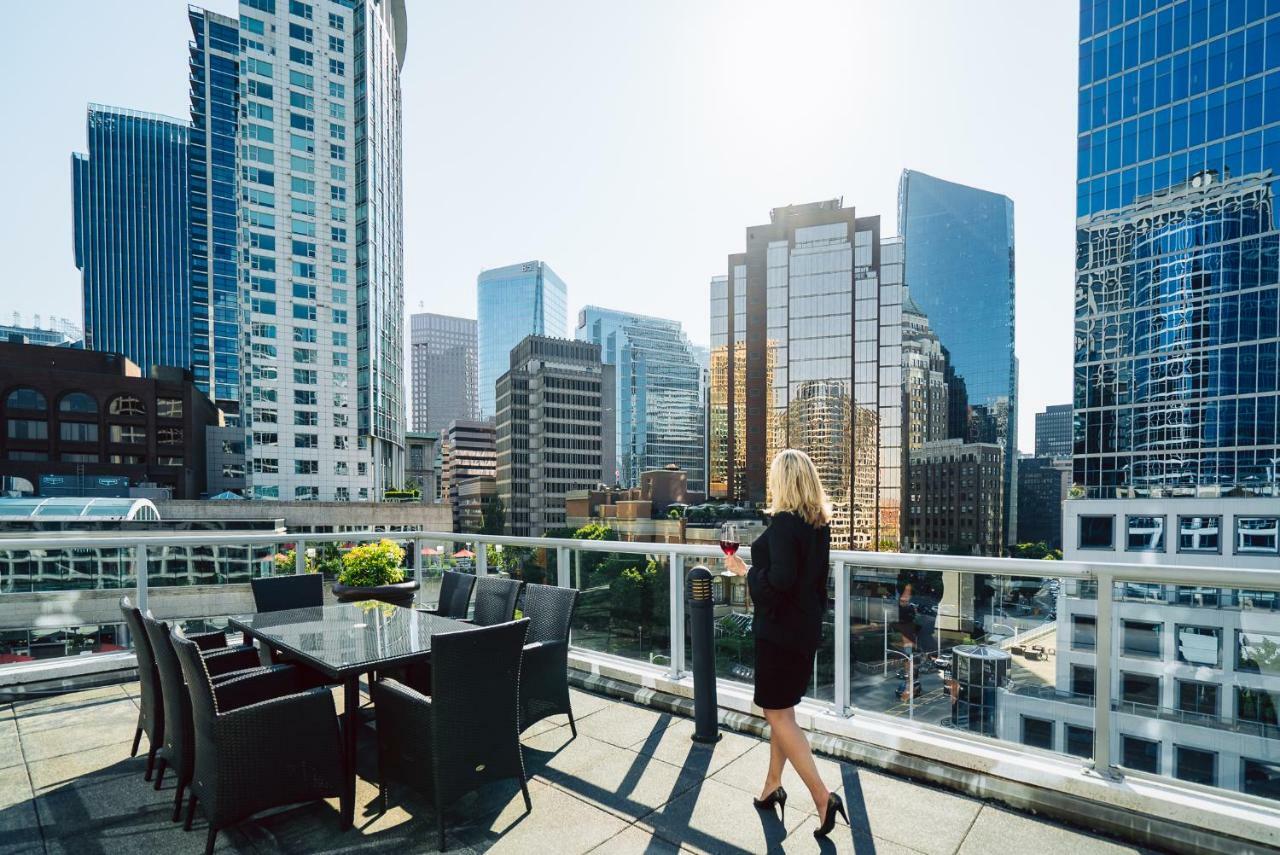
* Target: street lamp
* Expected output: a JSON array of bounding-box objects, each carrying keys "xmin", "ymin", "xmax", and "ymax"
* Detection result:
[
  {"xmin": 885, "ymin": 648, "xmax": 916, "ymax": 720},
  {"xmin": 991, "ymin": 622, "xmax": 1018, "ymax": 645}
]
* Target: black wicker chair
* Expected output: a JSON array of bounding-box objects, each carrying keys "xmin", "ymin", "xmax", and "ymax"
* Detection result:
[
  {"xmin": 372, "ymin": 619, "xmax": 531, "ymax": 851},
  {"xmin": 141, "ymin": 613, "xmax": 288, "ymax": 820},
  {"xmin": 250, "ymin": 572, "xmax": 324, "ymax": 612},
  {"xmin": 518, "ymin": 583, "xmax": 580, "ymax": 736},
  {"xmin": 469, "ymin": 576, "xmax": 523, "ymax": 626},
  {"xmin": 171, "ymin": 630, "xmax": 343, "ymax": 855},
  {"xmin": 426, "ymin": 570, "xmax": 476, "ymax": 619},
  {"xmin": 119, "ymin": 596, "xmax": 165, "ymax": 780}
]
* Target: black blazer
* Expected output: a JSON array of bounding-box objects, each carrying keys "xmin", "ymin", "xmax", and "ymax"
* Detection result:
[{"xmin": 747, "ymin": 511, "xmax": 831, "ymax": 651}]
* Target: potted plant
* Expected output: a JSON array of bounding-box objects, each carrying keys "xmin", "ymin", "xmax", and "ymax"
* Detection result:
[{"xmin": 332, "ymin": 539, "xmax": 418, "ymax": 607}]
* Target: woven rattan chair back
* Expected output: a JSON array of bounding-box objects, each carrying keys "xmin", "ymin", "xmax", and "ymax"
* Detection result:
[
  {"xmin": 521, "ymin": 583, "xmax": 579, "ymax": 646},
  {"xmin": 435, "ymin": 570, "xmax": 476, "ymax": 618},
  {"xmin": 120, "ymin": 596, "xmax": 164, "ymax": 775},
  {"xmin": 471, "ymin": 576, "xmax": 522, "ymax": 626},
  {"xmin": 251, "ymin": 573, "xmax": 324, "ymax": 613}
]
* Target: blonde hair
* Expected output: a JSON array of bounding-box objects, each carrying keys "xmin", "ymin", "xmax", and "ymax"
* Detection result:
[{"xmin": 766, "ymin": 448, "xmax": 832, "ymax": 528}]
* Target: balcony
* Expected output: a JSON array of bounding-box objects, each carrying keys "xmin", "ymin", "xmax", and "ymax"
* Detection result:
[{"xmin": 1, "ymin": 529, "xmax": 1278, "ymax": 853}]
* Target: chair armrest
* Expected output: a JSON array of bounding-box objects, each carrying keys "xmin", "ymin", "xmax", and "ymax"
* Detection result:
[
  {"xmin": 202, "ymin": 645, "xmax": 263, "ymax": 677},
  {"xmin": 188, "ymin": 631, "xmax": 229, "ymax": 651},
  {"xmin": 215, "ymin": 687, "xmax": 343, "ymax": 785},
  {"xmin": 210, "ymin": 664, "xmax": 277, "ymax": 685},
  {"xmin": 214, "ymin": 664, "xmax": 301, "ymax": 712},
  {"xmin": 369, "ymin": 678, "xmax": 433, "ymax": 771}
]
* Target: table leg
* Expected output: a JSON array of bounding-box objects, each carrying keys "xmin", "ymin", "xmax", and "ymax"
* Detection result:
[{"xmin": 341, "ymin": 675, "xmax": 359, "ymax": 829}]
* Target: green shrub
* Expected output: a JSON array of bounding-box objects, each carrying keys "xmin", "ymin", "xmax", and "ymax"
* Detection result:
[
  {"xmin": 338, "ymin": 539, "xmax": 406, "ymax": 587},
  {"xmin": 273, "ymin": 549, "xmax": 315, "ymax": 574}
]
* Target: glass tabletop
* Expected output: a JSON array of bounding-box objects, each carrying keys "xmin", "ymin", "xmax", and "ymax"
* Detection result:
[{"xmin": 229, "ymin": 602, "xmax": 472, "ymax": 678}]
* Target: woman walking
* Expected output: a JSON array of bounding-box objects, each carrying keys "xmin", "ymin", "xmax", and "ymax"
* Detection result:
[{"xmin": 724, "ymin": 448, "xmax": 848, "ymax": 839}]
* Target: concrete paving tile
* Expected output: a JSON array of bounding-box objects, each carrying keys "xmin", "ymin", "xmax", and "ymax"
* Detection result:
[
  {"xmin": 586, "ymin": 823, "xmax": 691, "ymax": 854},
  {"xmin": 0, "ymin": 724, "xmax": 21, "ymax": 773},
  {"xmin": 785, "ymin": 813, "xmax": 929, "ymax": 854},
  {"xmin": 573, "ymin": 700, "xmax": 676, "ymax": 751},
  {"xmin": 520, "ymin": 717, "xmax": 568, "ymax": 739},
  {"xmin": 521, "ymin": 730, "xmax": 700, "ymax": 823},
  {"xmin": 639, "ymin": 776, "xmax": 810, "ymax": 855},
  {"xmin": 25, "ymin": 741, "xmax": 142, "ymax": 794},
  {"xmin": 0, "ymin": 764, "xmax": 41, "ymax": 855},
  {"xmin": 453, "ymin": 777, "xmax": 629, "ymax": 854},
  {"xmin": 567, "ymin": 688, "xmax": 612, "ymax": 718},
  {"xmin": 955, "ymin": 806, "xmax": 1151, "ymax": 855},
  {"xmin": 18, "ymin": 715, "xmax": 140, "ymax": 763},
  {"xmin": 13, "ymin": 697, "xmax": 136, "ymax": 736},
  {"xmin": 0, "ymin": 705, "xmax": 14, "ymax": 723},
  {"xmin": 10, "ymin": 686, "xmax": 127, "ymax": 715},
  {"xmin": 833, "ymin": 767, "xmax": 981, "ymax": 855},
  {"xmin": 708, "ymin": 741, "xmax": 846, "ymax": 814},
  {"xmin": 631, "ymin": 717, "xmax": 759, "ymax": 779}
]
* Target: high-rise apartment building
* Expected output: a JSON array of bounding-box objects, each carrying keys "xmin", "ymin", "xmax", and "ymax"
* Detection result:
[
  {"xmin": 440, "ymin": 419, "xmax": 496, "ymax": 533},
  {"xmin": 477, "ymin": 261, "xmax": 568, "ymax": 420},
  {"xmin": 575, "ymin": 306, "xmax": 705, "ymax": 492},
  {"xmin": 410, "ymin": 313, "xmax": 477, "ymax": 435},
  {"xmin": 1035, "ymin": 403, "xmax": 1073, "ymax": 459},
  {"xmin": 708, "ymin": 199, "xmax": 902, "ymax": 550},
  {"xmin": 495, "ymin": 337, "xmax": 614, "ymax": 537},
  {"xmin": 899, "ymin": 169, "xmax": 1017, "ymax": 546},
  {"xmin": 1074, "ymin": 2, "xmax": 1279, "ymax": 497},
  {"xmin": 901, "ymin": 288, "xmax": 953, "ymax": 453},
  {"xmin": 1015, "ymin": 455, "xmax": 1070, "ymax": 548},
  {"xmin": 189, "ymin": 0, "xmax": 408, "ymax": 501},
  {"xmin": 904, "ymin": 439, "xmax": 1005, "ymax": 556},
  {"xmin": 74, "ymin": 106, "xmax": 192, "ymax": 387}
]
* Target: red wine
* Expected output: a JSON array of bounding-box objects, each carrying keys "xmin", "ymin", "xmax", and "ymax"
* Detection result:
[{"xmin": 719, "ymin": 541, "xmax": 739, "ymax": 556}]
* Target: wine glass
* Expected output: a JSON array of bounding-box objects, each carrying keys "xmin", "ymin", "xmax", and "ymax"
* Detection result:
[{"xmin": 719, "ymin": 522, "xmax": 739, "ymax": 577}]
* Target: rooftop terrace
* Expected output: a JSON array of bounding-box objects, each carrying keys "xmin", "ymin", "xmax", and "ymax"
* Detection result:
[{"xmin": 2, "ymin": 680, "xmax": 1151, "ymax": 855}]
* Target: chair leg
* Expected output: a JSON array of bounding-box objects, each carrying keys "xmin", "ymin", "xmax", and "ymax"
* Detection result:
[
  {"xmin": 184, "ymin": 795, "xmax": 199, "ymax": 831},
  {"xmin": 204, "ymin": 826, "xmax": 217, "ymax": 855},
  {"xmin": 435, "ymin": 791, "xmax": 446, "ymax": 851},
  {"xmin": 567, "ymin": 709, "xmax": 577, "ymax": 739},
  {"xmin": 172, "ymin": 782, "xmax": 185, "ymax": 822},
  {"xmin": 520, "ymin": 776, "xmax": 532, "ymax": 814},
  {"xmin": 130, "ymin": 727, "xmax": 142, "ymax": 758},
  {"xmin": 153, "ymin": 758, "xmax": 167, "ymax": 790},
  {"xmin": 144, "ymin": 747, "xmax": 157, "ymax": 781}
]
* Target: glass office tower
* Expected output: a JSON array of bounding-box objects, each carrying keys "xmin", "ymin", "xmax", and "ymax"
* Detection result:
[
  {"xmin": 1075, "ymin": 0, "xmax": 1280, "ymax": 496},
  {"xmin": 476, "ymin": 261, "xmax": 568, "ymax": 420},
  {"xmin": 410, "ymin": 312, "xmax": 478, "ymax": 435},
  {"xmin": 188, "ymin": 8, "xmax": 241, "ymax": 414},
  {"xmin": 899, "ymin": 169, "xmax": 1018, "ymax": 544},
  {"xmin": 575, "ymin": 306, "xmax": 705, "ymax": 492},
  {"xmin": 74, "ymin": 106, "xmax": 192, "ymax": 382}
]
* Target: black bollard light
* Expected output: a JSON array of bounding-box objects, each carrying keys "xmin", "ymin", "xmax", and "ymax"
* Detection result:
[{"xmin": 687, "ymin": 565, "xmax": 721, "ymax": 744}]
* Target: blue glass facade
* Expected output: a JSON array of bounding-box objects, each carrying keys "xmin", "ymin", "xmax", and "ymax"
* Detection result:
[
  {"xmin": 575, "ymin": 306, "xmax": 705, "ymax": 492},
  {"xmin": 74, "ymin": 106, "xmax": 192, "ymax": 379},
  {"xmin": 898, "ymin": 170, "xmax": 1018, "ymax": 542},
  {"xmin": 187, "ymin": 8, "xmax": 241, "ymax": 411},
  {"xmin": 476, "ymin": 261, "xmax": 568, "ymax": 419},
  {"xmin": 1076, "ymin": 0, "xmax": 1280, "ymax": 496}
]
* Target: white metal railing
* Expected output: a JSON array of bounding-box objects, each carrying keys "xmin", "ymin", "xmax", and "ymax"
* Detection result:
[{"xmin": 2, "ymin": 527, "xmax": 1279, "ymax": 814}]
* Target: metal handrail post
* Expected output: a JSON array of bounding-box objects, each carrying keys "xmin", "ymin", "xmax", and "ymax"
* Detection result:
[
  {"xmin": 668, "ymin": 551, "xmax": 685, "ymax": 680},
  {"xmin": 556, "ymin": 546, "xmax": 570, "ymax": 588},
  {"xmin": 476, "ymin": 544, "xmax": 488, "ymax": 576},
  {"xmin": 134, "ymin": 543, "xmax": 149, "ymax": 614},
  {"xmin": 833, "ymin": 561, "xmax": 850, "ymax": 716},
  {"xmin": 294, "ymin": 539, "xmax": 306, "ymax": 575},
  {"xmin": 1091, "ymin": 568, "xmax": 1121, "ymax": 779}
]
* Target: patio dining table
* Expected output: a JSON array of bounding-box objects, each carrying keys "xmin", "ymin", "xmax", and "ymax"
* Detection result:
[{"xmin": 230, "ymin": 602, "xmax": 471, "ymax": 829}]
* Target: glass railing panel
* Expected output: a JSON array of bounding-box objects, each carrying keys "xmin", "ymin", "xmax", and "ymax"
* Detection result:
[
  {"xmin": 1104, "ymin": 578, "xmax": 1280, "ymax": 802},
  {"xmin": 566, "ymin": 546, "xmax": 672, "ymax": 669},
  {"xmin": 0, "ymin": 545, "xmax": 134, "ymax": 592}
]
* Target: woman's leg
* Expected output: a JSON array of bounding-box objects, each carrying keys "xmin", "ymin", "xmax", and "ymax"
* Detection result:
[
  {"xmin": 761, "ymin": 725, "xmax": 786, "ymax": 799},
  {"xmin": 763, "ymin": 706, "xmax": 830, "ymax": 816}
]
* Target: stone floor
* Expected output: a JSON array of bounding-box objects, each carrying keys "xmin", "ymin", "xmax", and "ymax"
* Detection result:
[{"xmin": 0, "ymin": 682, "xmax": 1159, "ymax": 854}]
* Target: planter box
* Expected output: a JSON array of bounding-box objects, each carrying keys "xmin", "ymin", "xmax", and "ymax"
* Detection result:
[{"xmin": 331, "ymin": 579, "xmax": 419, "ymax": 608}]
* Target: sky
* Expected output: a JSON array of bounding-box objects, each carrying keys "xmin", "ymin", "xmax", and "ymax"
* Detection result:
[{"xmin": 0, "ymin": 0, "xmax": 1078, "ymax": 453}]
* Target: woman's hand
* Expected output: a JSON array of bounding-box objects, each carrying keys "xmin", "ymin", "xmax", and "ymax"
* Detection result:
[{"xmin": 723, "ymin": 552, "xmax": 749, "ymax": 576}]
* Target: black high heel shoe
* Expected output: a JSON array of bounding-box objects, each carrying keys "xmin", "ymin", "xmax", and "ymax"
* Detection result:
[
  {"xmin": 753, "ymin": 785, "xmax": 787, "ymax": 821},
  {"xmin": 813, "ymin": 792, "xmax": 848, "ymax": 839}
]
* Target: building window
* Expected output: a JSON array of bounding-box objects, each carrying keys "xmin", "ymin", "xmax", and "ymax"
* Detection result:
[
  {"xmin": 1175, "ymin": 746, "xmax": 1216, "ymax": 786},
  {"xmin": 252, "ymin": 458, "xmax": 279, "ymax": 475},
  {"xmin": 1021, "ymin": 716, "xmax": 1053, "ymax": 750},
  {"xmin": 1242, "ymin": 759, "xmax": 1280, "ymax": 802},
  {"xmin": 1079, "ymin": 515, "xmax": 1114, "ymax": 549},
  {"xmin": 1065, "ymin": 724, "xmax": 1093, "ymax": 759},
  {"xmin": 1071, "ymin": 615, "xmax": 1096, "ymax": 651},
  {"xmin": 7, "ymin": 419, "xmax": 48, "ymax": 440},
  {"xmin": 1125, "ymin": 516, "xmax": 1165, "ymax": 552},
  {"xmin": 1237, "ymin": 688, "xmax": 1279, "ymax": 729},
  {"xmin": 157, "ymin": 427, "xmax": 184, "ymax": 446},
  {"xmin": 108, "ymin": 425, "xmax": 146, "ymax": 444},
  {"xmin": 335, "ymin": 487, "xmax": 349, "ymax": 501},
  {"xmin": 57, "ymin": 392, "xmax": 97, "ymax": 414},
  {"xmin": 61, "ymin": 452, "xmax": 99, "ymax": 463},
  {"xmin": 1177, "ymin": 681, "xmax": 1219, "ymax": 717},
  {"xmin": 294, "ymin": 486, "xmax": 319, "ymax": 500},
  {"xmin": 5, "ymin": 387, "xmax": 47, "ymax": 411},
  {"xmin": 58, "ymin": 421, "xmax": 98, "ymax": 442},
  {"xmin": 1177, "ymin": 516, "xmax": 1220, "ymax": 553},
  {"xmin": 157, "ymin": 398, "xmax": 183, "ymax": 419},
  {"xmin": 295, "ymin": 460, "xmax": 318, "ymax": 475},
  {"xmin": 1122, "ymin": 620, "xmax": 1162, "ymax": 659},
  {"xmin": 108, "ymin": 396, "xmax": 145, "ymax": 417},
  {"xmin": 294, "ymin": 434, "xmax": 318, "ymax": 449},
  {"xmin": 1120, "ymin": 735, "xmax": 1160, "ymax": 774},
  {"xmin": 108, "ymin": 454, "xmax": 142, "ymax": 465},
  {"xmin": 1070, "ymin": 665, "xmax": 1095, "ymax": 698},
  {"xmin": 157, "ymin": 456, "xmax": 183, "ymax": 467},
  {"xmin": 254, "ymin": 485, "xmax": 280, "ymax": 499},
  {"xmin": 1235, "ymin": 517, "xmax": 1279, "ymax": 555},
  {"xmin": 1237, "ymin": 631, "xmax": 1280, "ymax": 676},
  {"xmin": 1174, "ymin": 625, "xmax": 1220, "ymax": 667},
  {"xmin": 1120, "ymin": 672, "xmax": 1160, "ymax": 709}
]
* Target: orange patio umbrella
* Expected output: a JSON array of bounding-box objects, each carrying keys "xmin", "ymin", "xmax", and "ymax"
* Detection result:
[{"xmin": 452, "ymin": 548, "xmax": 476, "ymax": 559}]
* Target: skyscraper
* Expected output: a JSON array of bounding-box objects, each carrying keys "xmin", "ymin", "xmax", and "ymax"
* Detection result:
[
  {"xmin": 575, "ymin": 306, "xmax": 705, "ymax": 492},
  {"xmin": 495, "ymin": 336, "xmax": 614, "ymax": 536},
  {"xmin": 190, "ymin": 0, "xmax": 409, "ymax": 501},
  {"xmin": 709, "ymin": 200, "xmax": 902, "ymax": 550},
  {"xmin": 410, "ymin": 313, "xmax": 477, "ymax": 435},
  {"xmin": 899, "ymin": 169, "xmax": 1017, "ymax": 546},
  {"xmin": 1035, "ymin": 403, "xmax": 1073, "ymax": 459},
  {"xmin": 440, "ymin": 419, "xmax": 496, "ymax": 533},
  {"xmin": 74, "ymin": 106, "xmax": 191, "ymax": 383},
  {"xmin": 476, "ymin": 261, "xmax": 568, "ymax": 420},
  {"xmin": 1074, "ymin": 2, "xmax": 1279, "ymax": 497}
]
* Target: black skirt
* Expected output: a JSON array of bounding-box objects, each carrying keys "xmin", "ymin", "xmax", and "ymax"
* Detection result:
[{"xmin": 752, "ymin": 636, "xmax": 816, "ymax": 710}]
